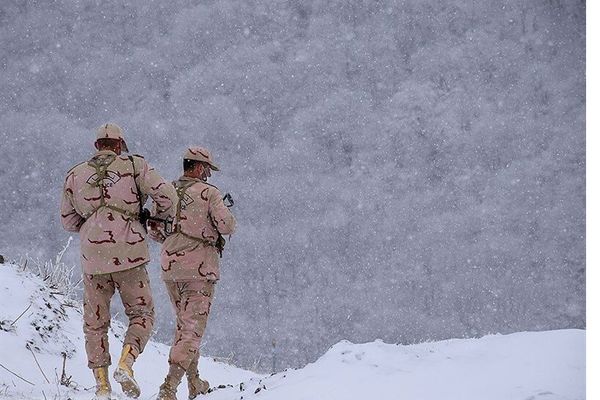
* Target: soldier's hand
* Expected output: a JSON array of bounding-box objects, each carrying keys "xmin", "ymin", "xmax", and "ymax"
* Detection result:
[
  {"xmin": 216, "ymin": 235, "xmax": 226, "ymax": 252},
  {"xmin": 148, "ymin": 226, "xmax": 166, "ymax": 243}
]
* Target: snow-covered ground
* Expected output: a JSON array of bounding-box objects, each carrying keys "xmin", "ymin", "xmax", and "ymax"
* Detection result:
[
  {"xmin": 0, "ymin": 262, "xmax": 585, "ymax": 400},
  {"xmin": 0, "ymin": 263, "xmax": 257, "ymax": 400}
]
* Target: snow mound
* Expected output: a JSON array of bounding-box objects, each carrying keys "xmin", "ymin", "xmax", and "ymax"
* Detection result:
[
  {"xmin": 206, "ymin": 333, "xmax": 585, "ymax": 400},
  {"xmin": 0, "ymin": 262, "xmax": 257, "ymax": 399}
]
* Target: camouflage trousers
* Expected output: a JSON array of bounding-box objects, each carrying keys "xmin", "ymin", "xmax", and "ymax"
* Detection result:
[
  {"xmin": 82, "ymin": 264, "xmax": 155, "ymax": 369},
  {"xmin": 164, "ymin": 280, "xmax": 215, "ymax": 370}
]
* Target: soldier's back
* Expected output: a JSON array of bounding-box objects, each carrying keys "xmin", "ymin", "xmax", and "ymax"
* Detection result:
[{"xmin": 65, "ymin": 151, "xmax": 151, "ymax": 275}]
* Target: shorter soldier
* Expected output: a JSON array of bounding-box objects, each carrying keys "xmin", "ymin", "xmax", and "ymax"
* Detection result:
[{"xmin": 149, "ymin": 147, "xmax": 236, "ymax": 400}]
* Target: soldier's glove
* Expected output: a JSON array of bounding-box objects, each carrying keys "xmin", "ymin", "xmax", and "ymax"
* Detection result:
[
  {"xmin": 215, "ymin": 235, "xmax": 226, "ymax": 258},
  {"xmin": 223, "ymin": 193, "xmax": 234, "ymax": 208},
  {"xmin": 139, "ymin": 208, "xmax": 151, "ymax": 232}
]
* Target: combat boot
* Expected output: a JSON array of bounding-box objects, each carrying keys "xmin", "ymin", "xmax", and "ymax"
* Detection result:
[
  {"xmin": 187, "ymin": 374, "xmax": 209, "ymax": 399},
  {"xmin": 186, "ymin": 359, "xmax": 209, "ymax": 400},
  {"xmin": 113, "ymin": 344, "xmax": 141, "ymax": 398},
  {"xmin": 156, "ymin": 364, "xmax": 186, "ymax": 400},
  {"xmin": 157, "ymin": 382, "xmax": 178, "ymax": 400},
  {"xmin": 92, "ymin": 367, "xmax": 112, "ymax": 400}
]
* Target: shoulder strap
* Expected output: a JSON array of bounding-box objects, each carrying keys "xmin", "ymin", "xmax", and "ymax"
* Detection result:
[
  {"xmin": 174, "ymin": 180, "xmax": 198, "ymax": 232},
  {"xmin": 83, "ymin": 154, "xmax": 138, "ymax": 219},
  {"xmin": 172, "ymin": 180, "xmax": 220, "ymax": 250},
  {"xmin": 129, "ymin": 156, "xmax": 144, "ymax": 215}
]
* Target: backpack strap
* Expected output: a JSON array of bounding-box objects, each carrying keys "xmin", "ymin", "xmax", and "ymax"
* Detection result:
[
  {"xmin": 82, "ymin": 155, "xmax": 140, "ymax": 220},
  {"xmin": 174, "ymin": 180, "xmax": 198, "ymax": 233},
  {"xmin": 129, "ymin": 156, "xmax": 144, "ymax": 217},
  {"xmin": 172, "ymin": 180, "xmax": 216, "ymax": 248}
]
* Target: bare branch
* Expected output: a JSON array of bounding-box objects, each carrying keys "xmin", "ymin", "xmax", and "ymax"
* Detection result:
[
  {"xmin": 27, "ymin": 346, "xmax": 50, "ymax": 384},
  {"xmin": 10, "ymin": 303, "xmax": 32, "ymax": 326},
  {"xmin": 59, "ymin": 353, "xmax": 73, "ymax": 388},
  {"xmin": 0, "ymin": 363, "xmax": 35, "ymax": 386}
]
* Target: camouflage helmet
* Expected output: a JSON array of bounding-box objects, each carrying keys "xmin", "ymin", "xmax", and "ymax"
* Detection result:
[
  {"xmin": 96, "ymin": 123, "xmax": 129, "ymax": 152},
  {"xmin": 184, "ymin": 146, "xmax": 220, "ymax": 171}
]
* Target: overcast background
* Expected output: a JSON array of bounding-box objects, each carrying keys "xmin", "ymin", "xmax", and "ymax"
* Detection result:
[{"xmin": 0, "ymin": 0, "xmax": 585, "ymax": 371}]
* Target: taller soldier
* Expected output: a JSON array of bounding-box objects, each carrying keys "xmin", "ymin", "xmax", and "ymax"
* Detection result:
[{"xmin": 60, "ymin": 124, "xmax": 177, "ymax": 400}]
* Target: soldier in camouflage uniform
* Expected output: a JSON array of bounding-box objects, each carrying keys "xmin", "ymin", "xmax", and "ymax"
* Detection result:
[
  {"xmin": 149, "ymin": 147, "xmax": 236, "ymax": 400},
  {"xmin": 60, "ymin": 123, "xmax": 177, "ymax": 400}
]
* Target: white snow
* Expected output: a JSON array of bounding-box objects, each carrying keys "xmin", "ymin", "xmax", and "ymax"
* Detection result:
[
  {"xmin": 0, "ymin": 263, "xmax": 257, "ymax": 399},
  {"xmin": 205, "ymin": 331, "xmax": 584, "ymax": 400},
  {"xmin": 0, "ymin": 263, "xmax": 585, "ymax": 400}
]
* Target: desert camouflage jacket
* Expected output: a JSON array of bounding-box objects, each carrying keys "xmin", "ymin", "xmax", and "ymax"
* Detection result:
[
  {"xmin": 158, "ymin": 176, "xmax": 236, "ymax": 282},
  {"xmin": 60, "ymin": 150, "xmax": 177, "ymax": 275}
]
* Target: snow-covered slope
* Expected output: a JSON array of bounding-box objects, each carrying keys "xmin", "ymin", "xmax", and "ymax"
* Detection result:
[
  {"xmin": 1, "ymin": 262, "xmax": 585, "ymax": 400},
  {"xmin": 209, "ymin": 331, "xmax": 585, "ymax": 400},
  {"xmin": 0, "ymin": 263, "xmax": 257, "ymax": 399}
]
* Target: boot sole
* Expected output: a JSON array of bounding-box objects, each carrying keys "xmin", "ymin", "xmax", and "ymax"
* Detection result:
[{"xmin": 114, "ymin": 368, "xmax": 141, "ymax": 398}]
